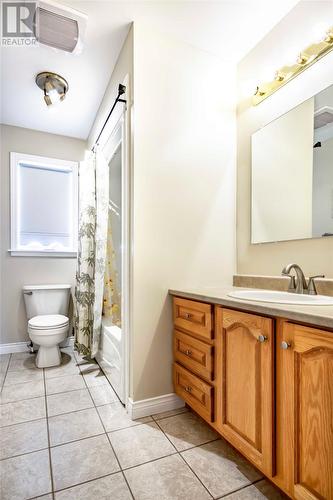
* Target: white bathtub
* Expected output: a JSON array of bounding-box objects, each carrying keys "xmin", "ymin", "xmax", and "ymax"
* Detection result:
[{"xmin": 96, "ymin": 320, "xmax": 124, "ymax": 402}]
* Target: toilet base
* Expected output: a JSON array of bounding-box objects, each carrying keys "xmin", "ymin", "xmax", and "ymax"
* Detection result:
[{"xmin": 36, "ymin": 345, "xmax": 61, "ymax": 368}]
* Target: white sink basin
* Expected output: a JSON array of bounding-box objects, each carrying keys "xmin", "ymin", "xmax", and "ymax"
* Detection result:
[{"xmin": 228, "ymin": 290, "xmax": 333, "ymax": 306}]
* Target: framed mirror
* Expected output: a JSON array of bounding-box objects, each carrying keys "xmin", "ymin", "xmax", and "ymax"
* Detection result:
[{"xmin": 251, "ymin": 83, "xmax": 333, "ymax": 244}]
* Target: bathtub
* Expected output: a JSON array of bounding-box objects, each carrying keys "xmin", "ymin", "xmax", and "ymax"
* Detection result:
[{"xmin": 96, "ymin": 320, "xmax": 124, "ymax": 403}]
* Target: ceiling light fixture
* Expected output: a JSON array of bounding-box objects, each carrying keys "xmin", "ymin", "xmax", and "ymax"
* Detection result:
[{"xmin": 36, "ymin": 71, "xmax": 69, "ymax": 106}]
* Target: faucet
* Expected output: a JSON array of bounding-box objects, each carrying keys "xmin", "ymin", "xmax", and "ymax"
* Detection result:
[{"xmin": 281, "ymin": 263, "xmax": 324, "ymax": 295}]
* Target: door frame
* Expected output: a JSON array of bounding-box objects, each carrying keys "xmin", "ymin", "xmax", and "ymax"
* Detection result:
[{"xmin": 99, "ymin": 75, "xmax": 131, "ymax": 406}]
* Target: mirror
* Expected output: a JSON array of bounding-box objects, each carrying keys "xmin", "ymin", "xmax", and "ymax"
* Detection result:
[{"xmin": 251, "ymin": 83, "xmax": 333, "ymax": 244}]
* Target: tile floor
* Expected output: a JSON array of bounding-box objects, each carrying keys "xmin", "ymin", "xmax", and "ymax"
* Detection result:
[{"xmin": 0, "ymin": 348, "xmax": 288, "ymax": 500}]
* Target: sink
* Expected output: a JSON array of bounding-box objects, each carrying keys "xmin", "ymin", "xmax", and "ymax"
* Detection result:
[{"xmin": 228, "ymin": 290, "xmax": 333, "ymax": 306}]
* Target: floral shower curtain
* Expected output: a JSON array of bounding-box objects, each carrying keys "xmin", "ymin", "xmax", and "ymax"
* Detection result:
[
  {"xmin": 74, "ymin": 150, "xmax": 109, "ymax": 358},
  {"xmin": 103, "ymin": 208, "xmax": 121, "ymax": 327}
]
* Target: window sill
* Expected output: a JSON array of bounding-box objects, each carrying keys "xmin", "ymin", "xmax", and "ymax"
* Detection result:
[{"xmin": 8, "ymin": 250, "xmax": 77, "ymax": 258}]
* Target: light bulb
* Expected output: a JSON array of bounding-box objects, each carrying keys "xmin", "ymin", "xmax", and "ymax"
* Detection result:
[{"xmin": 47, "ymin": 88, "xmax": 61, "ymax": 105}]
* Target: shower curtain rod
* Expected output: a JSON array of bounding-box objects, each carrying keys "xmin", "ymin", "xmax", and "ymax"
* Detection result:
[{"xmin": 92, "ymin": 83, "xmax": 127, "ymax": 151}]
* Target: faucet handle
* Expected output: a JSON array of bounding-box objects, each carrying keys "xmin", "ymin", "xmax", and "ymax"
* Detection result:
[
  {"xmin": 307, "ymin": 275, "xmax": 325, "ymax": 295},
  {"xmin": 283, "ymin": 274, "xmax": 296, "ymax": 293}
]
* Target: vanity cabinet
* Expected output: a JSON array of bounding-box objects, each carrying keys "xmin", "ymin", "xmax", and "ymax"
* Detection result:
[
  {"xmin": 216, "ymin": 308, "xmax": 274, "ymax": 476},
  {"xmin": 172, "ymin": 296, "xmax": 333, "ymax": 500},
  {"xmin": 276, "ymin": 322, "xmax": 333, "ymax": 499}
]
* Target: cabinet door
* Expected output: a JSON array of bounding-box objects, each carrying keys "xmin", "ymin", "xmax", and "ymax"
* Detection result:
[
  {"xmin": 281, "ymin": 323, "xmax": 333, "ymax": 500},
  {"xmin": 218, "ymin": 308, "xmax": 274, "ymax": 475}
]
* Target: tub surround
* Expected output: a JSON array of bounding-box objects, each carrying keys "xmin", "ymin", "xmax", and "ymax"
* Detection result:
[{"xmin": 169, "ymin": 283, "xmax": 333, "ymax": 329}]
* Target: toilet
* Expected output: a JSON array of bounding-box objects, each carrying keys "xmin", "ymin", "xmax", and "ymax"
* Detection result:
[{"xmin": 23, "ymin": 284, "xmax": 71, "ymax": 368}]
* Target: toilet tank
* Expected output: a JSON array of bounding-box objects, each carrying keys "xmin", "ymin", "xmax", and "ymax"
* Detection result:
[{"xmin": 23, "ymin": 284, "xmax": 71, "ymax": 320}]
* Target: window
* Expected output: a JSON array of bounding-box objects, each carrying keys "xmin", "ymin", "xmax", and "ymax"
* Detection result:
[{"xmin": 10, "ymin": 152, "xmax": 78, "ymax": 257}]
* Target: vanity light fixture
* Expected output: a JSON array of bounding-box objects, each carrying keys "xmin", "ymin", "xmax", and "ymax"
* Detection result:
[
  {"xmin": 253, "ymin": 25, "xmax": 333, "ymax": 105},
  {"xmin": 36, "ymin": 72, "xmax": 69, "ymax": 106}
]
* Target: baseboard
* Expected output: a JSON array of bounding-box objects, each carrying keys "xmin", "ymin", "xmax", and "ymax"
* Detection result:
[
  {"xmin": 0, "ymin": 342, "xmax": 30, "ymax": 355},
  {"xmin": 0, "ymin": 336, "xmax": 74, "ymax": 355},
  {"xmin": 127, "ymin": 393, "xmax": 185, "ymax": 419}
]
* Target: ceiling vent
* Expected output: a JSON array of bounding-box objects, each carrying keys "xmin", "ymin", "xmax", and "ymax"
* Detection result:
[
  {"xmin": 34, "ymin": 1, "xmax": 87, "ymax": 54},
  {"xmin": 314, "ymin": 106, "xmax": 333, "ymax": 129}
]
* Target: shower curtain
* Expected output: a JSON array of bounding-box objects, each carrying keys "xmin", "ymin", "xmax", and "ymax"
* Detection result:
[
  {"xmin": 103, "ymin": 209, "xmax": 121, "ymax": 327},
  {"xmin": 74, "ymin": 150, "xmax": 109, "ymax": 358}
]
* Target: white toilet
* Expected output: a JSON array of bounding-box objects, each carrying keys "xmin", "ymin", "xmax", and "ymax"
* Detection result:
[{"xmin": 23, "ymin": 284, "xmax": 71, "ymax": 368}]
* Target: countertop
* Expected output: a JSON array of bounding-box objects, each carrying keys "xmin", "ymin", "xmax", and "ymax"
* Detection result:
[{"xmin": 169, "ymin": 286, "xmax": 333, "ymax": 329}]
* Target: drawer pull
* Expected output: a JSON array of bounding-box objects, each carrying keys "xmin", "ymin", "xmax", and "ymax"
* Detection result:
[
  {"xmin": 185, "ymin": 349, "xmax": 192, "ymax": 357},
  {"xmin": 184, "ymin": 312, "xmax": 192, "ymax": 319},
  {"xmin": 185, "ymin": 386, "xmax": 192, "ymax": 393},
  {"xmin": 281, "ymin": 341, "xmax": 291, "ymax": 350}
]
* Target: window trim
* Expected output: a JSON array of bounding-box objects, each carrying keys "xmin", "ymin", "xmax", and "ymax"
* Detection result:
[{"xmin": 10, "ymin": 152, "xmax": 78, "ymax": 257}]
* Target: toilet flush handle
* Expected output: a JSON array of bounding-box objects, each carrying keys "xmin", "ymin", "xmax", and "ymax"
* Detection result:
[{"xmin": 23, "ymin": 291, "xmax": 33, "ymax": 295}]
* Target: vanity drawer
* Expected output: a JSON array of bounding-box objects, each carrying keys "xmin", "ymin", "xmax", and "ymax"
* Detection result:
[
  {"xmin": 173, "ymin": 297, "xmax": 212, "ymax": 341},
  {"xmin": 173, "ymin": 363, "xmax": 214, "ymax": 422},
  {"xmin": 174, "ymin": 330, "xmax": 214, "ymax": 381}
]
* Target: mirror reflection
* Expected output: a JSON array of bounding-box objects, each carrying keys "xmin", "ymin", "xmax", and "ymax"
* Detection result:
[{"xmin": 251, "ymin": 84, "xmax": 333, "ymax": 244}]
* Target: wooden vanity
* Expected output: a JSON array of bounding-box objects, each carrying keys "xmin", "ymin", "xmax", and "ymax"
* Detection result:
[{"xmin": 172, "ymin": 295, "xmax": 333, "ymax": 500}]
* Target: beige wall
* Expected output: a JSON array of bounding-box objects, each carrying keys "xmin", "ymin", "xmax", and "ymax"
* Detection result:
[
  {"xmin": 0, "ymin": 124, "xmax": 86, "ymax": 344},
  {"xmin": 132, "ymin": 25, "xmax": 236, "ymax": 400},
  {"xmin": 88, "ymin": 26, "xmax": 133, "ymax": 148},
  {"xmin": 237, "ymin": 0, "xmax": 333, "ymax": 278}
]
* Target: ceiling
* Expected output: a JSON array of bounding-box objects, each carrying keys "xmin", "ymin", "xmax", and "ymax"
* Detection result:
[{"xmin": 0, "ymin": 0, "xmax": 299, "ymax": 140}]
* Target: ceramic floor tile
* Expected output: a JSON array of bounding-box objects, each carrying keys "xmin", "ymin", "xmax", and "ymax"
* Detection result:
[
  {"xmin": 109, "ymin": 421, "xmax": 176, "ymax": 469},
  {"xmin": 124, "ymin": 454, "xmax": 211, "ymax": 500},
  {"xmin": 0, "ymin": 354, "xmax": 10, "ymax": 374},
  {"xmin": 77, "ymin": 359, "xmax": 100, "ymax": 375},
  {"xmin": 89, "ymin": 384, "xmax": 119, "ymax": 406},
  {"xmin": 83, "ymin": 371, "xmax": 109, "ymax": 387},
  {"xmin": 47, "ymin": 388, "xmax": 94, "ymax": 417},
  {"xmin": 97, "ymin": 401, "xmax": 152, "ymax": 432},
  {"xmin": 7, "ymin": 354, "xmax": 37, "ymax": 371},
  {"xmin": 152, "ymin": 406, "xmax": 188, "ymax": 420},
  {"xmin": 0, "ymin": 449, "xmax": 51, "ymax": 500},
  {"xmin": 49, "ymin": 407, "xmax": 104, "ymax": 446},
  {"xmin": 0, "ymin": 380, "xmax": 45, "ymax": 404},
  {"xmin": 51, "ymin": 434, "xmax": 120, "ymax": 491},
  {"xmin": 44, "ymin": 354, "xmax": 80, "ymax": 379},
  {"xmin": 1, "ymin": 397, "xmax": 46, "ymax": 427},
  {"xmin": 222, "ymin": 479, "xmax": 288, "ymax": 499},
  {"xmin": 9, "ymin": 352, "xmax": 32, "ymax": 360},
  {"xmin": 157, "ymin": 411, "xmax": 219, "ymax": 451},
  {"xmin": 4, "ymin": 368, "xmax": 43, "ymax": 386},
  {"xmin": 181, "ymin": 438, "xmax": 263, "ymax": 497},
  {"xmin": 35, "ymin": 495, "xmax": 53, "ymax": 499},
  {"xmin": 45, "ymin": 373, "xmax": 86, "ymax": 395},
  {"xmin": 54, "ymin": 472, "xmax": 132, "ymax": 500},
  {"xmin": 0, "ymin": 418, "xmax": 48, "ymax": 459}
]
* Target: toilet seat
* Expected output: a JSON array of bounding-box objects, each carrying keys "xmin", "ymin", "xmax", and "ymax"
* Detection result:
[{"xmin": 28, "ymin": 314, "xmax": 69, "ymax": 331}]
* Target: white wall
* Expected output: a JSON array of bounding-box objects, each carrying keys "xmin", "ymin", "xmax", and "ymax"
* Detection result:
[
  {"xmin": 131, "ymin": 24, "xmax": 236, "ymax": 400},
  {"xmin": 0, "ymin": 124, "xmax": 86, "ymax": 344},
  {"xmin": 237, "ymin": 0, "xmax": 333, "ymax": 277}
]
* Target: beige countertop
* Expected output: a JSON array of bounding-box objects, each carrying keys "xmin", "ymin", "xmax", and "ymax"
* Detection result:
[{"xmin": 169, "ymin": 286, "xmax": 333, "ymax": 329}]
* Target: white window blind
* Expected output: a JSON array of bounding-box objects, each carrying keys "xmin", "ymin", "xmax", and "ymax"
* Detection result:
[{"xmin": 10, "ymin": 152, "xmax": 78, "ymax": 257}]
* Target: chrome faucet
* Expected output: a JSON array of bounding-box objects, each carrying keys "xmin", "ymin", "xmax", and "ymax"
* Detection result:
[{"xmin": 281, "ymin": 263, "xmax": 324, "ymax": 295}]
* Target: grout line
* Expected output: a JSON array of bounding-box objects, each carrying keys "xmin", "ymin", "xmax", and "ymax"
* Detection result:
[
  {"xmin": 150, "ymin": 408, "xmax": 189, "ymax": 422},
  {"xmin": 215, "ymin": 478, "xmax": 265, "ymax": 499},
  {"xmin": 43, "ymin": 368, "xmax": 55, "ymax": 500},
  {"xmin": 0, "ymin": 445, "xmax": 50, "ymax": 462},
  {"xmin": 79, "ymin": 358, "xmax": 136, "ymax": 500},
  {"xmin": 1, "ymin": 353, "xmax": 12, "ymax": 390},
  {"xmin": 51, "ymin": 469, "xmax": 124, "ymax": 496},
  {"xmin": 153, "ymin": 418, "xmax": 214, "ymax": 498}
]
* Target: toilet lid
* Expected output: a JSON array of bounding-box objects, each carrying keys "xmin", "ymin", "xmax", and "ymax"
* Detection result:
[{"xmin": 29, "ymin": 314, "xmax": 69, "ymax": 330}]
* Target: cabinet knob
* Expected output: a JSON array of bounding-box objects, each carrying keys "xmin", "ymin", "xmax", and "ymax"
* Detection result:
[
  {"xmin": 185, "ymin": 349, "xmax": 192, "ymax": 356},
  {"xmin": 281, "ymin": 341, "xmax": 291, "ymax": 350},
  {"xmin": 184, "ymin": 313, "xmax": 192, "ymax": 319},
  {"xmin": 185, "ymin": 386, "xmax": 192, "ymax": 393},
  {"xmin": 258, "ymin": 335, "xmax": 267, "ymax": 343}
]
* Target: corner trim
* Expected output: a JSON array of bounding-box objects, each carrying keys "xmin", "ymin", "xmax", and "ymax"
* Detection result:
[{"xmin": 127, "ymin": 393, "xmax": 185, "ymax": 419}]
